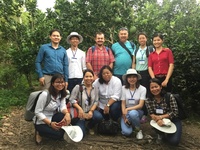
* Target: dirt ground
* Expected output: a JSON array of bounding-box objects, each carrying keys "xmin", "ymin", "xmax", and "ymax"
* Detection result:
[{"xmin": 0, "ymin": 106, "xmax": 200, "ymax": 150}]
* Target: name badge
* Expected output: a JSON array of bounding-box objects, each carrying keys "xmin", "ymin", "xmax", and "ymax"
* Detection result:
[
  {"xmin": 128, "ymin": 98, "xmax": 135, "ymax": 105},
  {"xmin": 139, "ymin": 60, "xmax": 145, "ymax": 65},
  {"xmin": 71, "ymin": 57, "xmax": 77, "ymax": 63},
  {"xmin": 156, "ymin": 109, "xmax": 164, "ymax": 114},
  {"xmin": 85, "ymin": 100, "xmax": 89, "ymax": 106}
]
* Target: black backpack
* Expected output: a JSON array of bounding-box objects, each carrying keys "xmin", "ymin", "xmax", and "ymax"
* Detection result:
[{"xmin": 165, "ymin": 93, "xmax": 187, "ymax": 120}]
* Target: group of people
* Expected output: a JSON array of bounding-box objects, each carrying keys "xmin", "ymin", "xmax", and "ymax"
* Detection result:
[{"xmin": 33, "ymin": 28, "xmax": 182, "ymax": 146}]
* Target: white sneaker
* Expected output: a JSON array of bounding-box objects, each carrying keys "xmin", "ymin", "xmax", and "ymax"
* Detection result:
[{"xmin": 136, "ymin": 130, "xmax": 143, "ymax": 140}]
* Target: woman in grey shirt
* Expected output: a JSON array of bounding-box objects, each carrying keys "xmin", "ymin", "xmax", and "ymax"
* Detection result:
[{"xmin": 69, "ymin": 69, "xmax": 100, "ymax": 136}]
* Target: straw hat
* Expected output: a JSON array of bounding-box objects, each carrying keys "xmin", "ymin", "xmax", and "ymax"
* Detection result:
[
  {"xmin": 62, "ymin": 125, "xmax": 83, "ymax": 143},
  {"xmin": 150, "ymin": 119, "xmax": 177, "ymax": 133},
  {"xmin": 66, "ymin": 32, "xmax": 83, "ymax": 44},
  {"xmin": 122, "ymin": 69, "xmax": 142, "ymax": 81}
]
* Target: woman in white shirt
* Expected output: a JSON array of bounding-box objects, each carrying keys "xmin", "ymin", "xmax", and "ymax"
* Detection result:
[
  {"xmin": 121, "ymin": 69, "xmax": 146, "ymax": 139},
  {"xmin": 34, "ymin": 74, "xmax": 71, "ymax": 144},
  {"xmin": 93, "ymin": 65, "xmax": 122, "ymax": 122}
]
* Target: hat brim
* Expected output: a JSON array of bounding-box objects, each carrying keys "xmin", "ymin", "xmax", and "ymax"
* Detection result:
[
  {"xmin": 66, "ymin": 34, "xmax": 83, "ymax": 44},
  {"xmin": 62, "ymin": 125, "xmax": 83, "ymax": 142},
  {"xmin": 122, "ymin": 73, "xmax": 142, "ymax": 82},
  {"xmin": 150, "ymin": 120, "xmax": 177, "ymax": 133}
]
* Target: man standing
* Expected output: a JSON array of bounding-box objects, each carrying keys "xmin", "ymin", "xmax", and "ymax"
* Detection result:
[
  {"xmin": 66, "ymin": 32, "xmax": 86, "ymax": 92},
  {"xmin": 86, "ymin": 32, "xmax": 115, "ymax": 80},
  {"xmin": 35, "ymin": 29, "xmax": 69, "ymax": 90},
  {"xmin": 111, "ymin": 27, "xmax": 136, "ymax": 83}
]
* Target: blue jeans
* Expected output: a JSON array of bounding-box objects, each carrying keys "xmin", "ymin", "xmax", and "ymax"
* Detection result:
[
  {"xmin": 98, "ymin": 101, "xmax": 121, "ymax": 121},
  {"xmin": 68, "ymin": 78, "xmax": 83, "ymax": 93},
  {"xmin": 121, "ymin": 109, "xmax": 143, "ymax": 136},
  {"xmin": 34, "ymin": 113, "xmax": 65, "ymax": 140},
  {"xmin": 155, "ymin": 118, "xmax": 182, "ymax": 146},
  {"xmin": 71, "ymin": 110, "xmax": 102, "ymax": 136}
]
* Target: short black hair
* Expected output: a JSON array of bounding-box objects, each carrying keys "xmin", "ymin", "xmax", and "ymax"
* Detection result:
[{"xmin": 49, "ymin": 29, "xmax": 61, "ymax": 36}]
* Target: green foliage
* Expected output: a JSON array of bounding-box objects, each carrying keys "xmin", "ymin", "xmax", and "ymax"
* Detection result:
[{"xmin": 0, "ymin": 87, "xmax": 29, "ymax": 113}]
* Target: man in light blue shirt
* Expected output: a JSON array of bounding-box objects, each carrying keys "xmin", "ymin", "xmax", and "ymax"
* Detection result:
[
  {"xmin": 111, "ymin": 27, "xmax": 136, "ymax": 83},
  {"xmin": 35, "ymin": 29, "xmax": 69, "ymax": 89}
]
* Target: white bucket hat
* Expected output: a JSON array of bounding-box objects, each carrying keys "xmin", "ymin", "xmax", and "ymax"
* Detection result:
[
  {"xmin": 66, "ymin": 32, "xmax": 83, "ymax": 44},
  {"xmin": 122, "ymin": 69, "xmax": 142, "ymax": 81},
  {"xmin": 150, "ymin": 119, "xmax": 177, "ymax": 133},
  {"xmin": 62, "ymin": 125, "xmax": 83, "ymax": 143}
]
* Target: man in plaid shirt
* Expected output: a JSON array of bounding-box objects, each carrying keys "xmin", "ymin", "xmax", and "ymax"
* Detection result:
[{"xmin": 86, "ymin": 32, "xmax": 115, "ymax": 80}]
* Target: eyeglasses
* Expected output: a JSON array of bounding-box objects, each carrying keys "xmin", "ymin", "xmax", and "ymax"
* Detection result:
[{"xmin": 119, "ymin": 27, "xmax": 128, "ymax": 31}]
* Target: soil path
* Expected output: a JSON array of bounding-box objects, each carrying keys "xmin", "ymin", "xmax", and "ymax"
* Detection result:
[{"xmin": 0, "ymin": 107, "xmax": 200, "ymax": 150}]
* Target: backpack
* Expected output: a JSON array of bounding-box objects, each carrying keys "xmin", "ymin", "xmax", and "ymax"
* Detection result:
[
  {"xmin": 91, "ymin": 46, "xmax": 109, "ymax": 53},
  {"xmin": 66, "ymin": 84, "xmax": 83, "ymax": 119},
  {"xmin": 165, "ymin": 93, "xmax": 187, "ymax": 120},
  {"xmin": 134, "ymin": 45, "xmax": 154, "ymax": 58},
  {"xmin": 24, "ymin": 90, "xmax": 51, "ymax": 121}
]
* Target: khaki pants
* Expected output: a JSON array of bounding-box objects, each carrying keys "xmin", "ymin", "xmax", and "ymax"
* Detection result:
[{"xmin": 40, "ymin": 75, "xmax": 52, "ymax": 90}]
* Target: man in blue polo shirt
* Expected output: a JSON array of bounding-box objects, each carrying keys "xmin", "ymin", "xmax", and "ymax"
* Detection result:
[
  {"xmin": 35, "ymin": 29, "xmax": 69, "ymax": 89},
  {"xmin": 111, "ymin": 27, "xmax": 136, "ymax": 83}
]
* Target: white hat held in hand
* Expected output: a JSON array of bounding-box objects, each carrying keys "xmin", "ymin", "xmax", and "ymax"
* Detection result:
[
  {"xmin": 150, "ymin": 118, "xmax": 177, "ymax": 133},
  {"xmin": 66, "ymin": 32, "xmax": 83, "ymax": 44},
  {"xmin": 122, "ymin": 69, "xmax": 142, "ymax": 81},
  {"xmin": 62, "ymin": 125, "xmax": 83, "ymax": 143}
]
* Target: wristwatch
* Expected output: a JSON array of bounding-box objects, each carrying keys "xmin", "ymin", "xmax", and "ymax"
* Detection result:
[{"xmin": 106, "ymin": 103, "xmax": 110, "ymax": 107}]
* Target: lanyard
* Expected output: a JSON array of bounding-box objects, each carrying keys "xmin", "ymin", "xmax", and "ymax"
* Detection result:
[
  {"xmin": 85, "ymin": 88, "xmax": 91, "ymax": 105},
  {"xmin": 129, "ymin": 89, "xmax": 136, "ymax": 99},
  {"xmin": 71, "ymin": 48, "xmax": 77, "ymax": 58},
  {"xmin": 140, "ymin": 49, "xmax": 146, "ymax": 59}
]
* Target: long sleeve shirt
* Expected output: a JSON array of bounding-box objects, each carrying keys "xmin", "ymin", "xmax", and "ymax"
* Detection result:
[
  {"xmin": 145, "ymin": 94, "xmax": 178, "ymax": 119},
  {"xmin": 69, "ymin": 85, "xmax": 99, "ymax": 113},
  {"xmin": 93, "ymin": 76, "xmax": 122, "ymax": 109},
  {"xmin": 35, "ymin": 43, "xmax": 69, "ymax": 81},
  {"xmin": 33, "ymin": 91, "xmax": 66, "ymax": 125}
]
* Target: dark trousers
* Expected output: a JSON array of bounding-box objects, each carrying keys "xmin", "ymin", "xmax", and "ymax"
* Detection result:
[
  {"xmin": 154, "ymin": 118, "xmax": 182, "ymax": 146},
  {"xmin": 68, "ymin": 78, "xmax": 83, "ymax": 93},
  {"xmin": 156, "ymin": 76, "xmax": 172, "ymax": 92},
  {"xmin": 34, "ymin": 113, "xmax": 65, "ymax": 140},
  {"xmin": 137, "ymin": 70, "xmax": 151, "ymax": 116}
]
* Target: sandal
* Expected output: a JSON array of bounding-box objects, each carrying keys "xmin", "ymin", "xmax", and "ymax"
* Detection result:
[{"xmin": 35, "ymin": 130, "xmax": 42, "ymax": 145}]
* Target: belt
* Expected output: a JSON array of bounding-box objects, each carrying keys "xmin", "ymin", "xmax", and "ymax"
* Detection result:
[
  {"xmin": 44, "ymin": 74, "xmax": 54, "ymax": 76},
  {"xmin": 155, "ymin": 74, "xmax": 166, "ymax": 78},
  {"xmin": 137, "ymin": 70, "xmax": 148, "ymax": 74}
]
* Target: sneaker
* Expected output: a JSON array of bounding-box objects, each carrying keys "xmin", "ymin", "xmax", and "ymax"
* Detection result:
[
  {"xmin": 140, "ymin": 115, "xmax": 147, "ymax": 124},
  {"xmin": 136, "ymin": 130, "xmax": 143, "ymax": 140},
  {"xmin": 89, "ymin": 128, "xmax": 95, "ymax": 135}
]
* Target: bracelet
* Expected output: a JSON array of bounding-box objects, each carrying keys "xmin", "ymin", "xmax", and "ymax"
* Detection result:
[{"xmin": 49, "ymin": 122, "xmax": 52, "ymax": 127}]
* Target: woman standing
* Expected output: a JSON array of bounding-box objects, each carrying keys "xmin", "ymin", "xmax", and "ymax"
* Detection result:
[
  {"xmin": 132, "ymin": 32, "xmax": 154, "ymax": 122},
  {"xmin": 69, "ymin": 69, "xmax": 100, "ymax": 136},
  {"xmin": 121, "ymin": 69, "xmax": 146, "ymax": 139},
  {"xmin": 146, "ymin": 78, "xmax": 182, "ymax": 145},
  {"xmin": 34, "ymin": 74, "xmax": 71, "ymax": 144},
  {"xmin": 148, "ymin": 33, "xmax": 174, "ymax": 92},
  {"xmin": 93, "ymin": 65, "xmax": 122, "ymax": 122}
]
